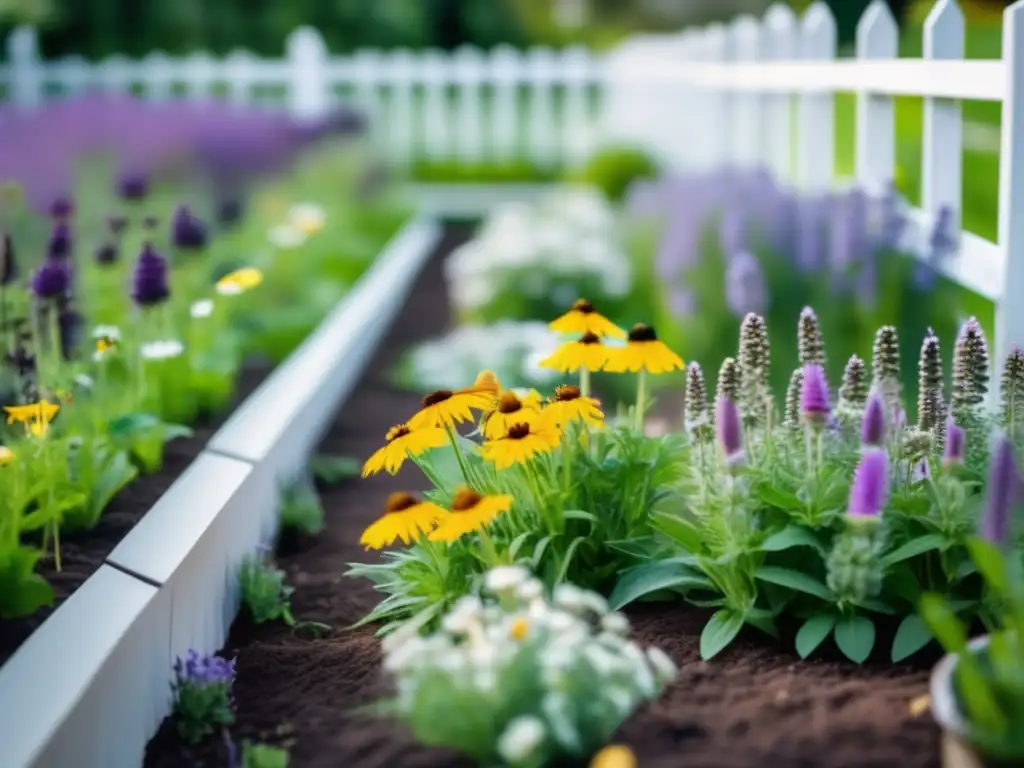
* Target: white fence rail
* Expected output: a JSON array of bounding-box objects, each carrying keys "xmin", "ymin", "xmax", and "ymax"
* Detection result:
[{"xmin": 2, "ymin": 0, "xmax": 1024, "ymax": 368}]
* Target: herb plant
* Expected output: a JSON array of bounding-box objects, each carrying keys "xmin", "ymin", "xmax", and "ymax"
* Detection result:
[
  {"xmin": 375, "ymin": 565, "xmax": 675, "ymax": 767},
  {"xmin": 172, "ymin": 650, "xmax": 236, "ymax": 745},
  {"xmin": 278, "ymin": 474, "xmax": 325, "ymax": 536},
  {"xmin": 238, "ymin": 553, "xmax": 296, "ymax": 626}
]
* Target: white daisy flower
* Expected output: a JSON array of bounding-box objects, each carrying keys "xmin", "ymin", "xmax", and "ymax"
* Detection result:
[
  {"xmin": 485, "ymin": 565, "xmax": 530, "ymax": 596},
  {"xmin": 92, "ymin": 324, "xmax": 121, "ymax": 340},
  {"xmin": 268, "ymin": 224, "xmax": 307, "ymax": 249},
  {"xmin": 190, "ymin": 299, "xmax": 214, "ymax": 318},
  {"xmin": 140, "ymin": 339, "xmax": 185, "ymax": 360},
  {"xmin": 496, "ymin": 716, "xmax": 546, "ymax": 766},
  {"xmin": 287, "ymin": 202, "xmax": 326, "ymax": 235}
]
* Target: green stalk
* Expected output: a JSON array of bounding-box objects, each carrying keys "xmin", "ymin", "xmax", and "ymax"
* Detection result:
[
  {"xmin": 444, "ymin": 423, "xmax": 472, "ymax": 486},
  {"xmin": 634, "ymin": 369, "xmax": 647, "ymax": 433},
  {"xmin": 579, "ymin": 367, "xmax": 591, "ymax": 398}
]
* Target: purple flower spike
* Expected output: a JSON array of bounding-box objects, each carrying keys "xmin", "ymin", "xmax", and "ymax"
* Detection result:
[
  {"xmin": 47, "ymin": 222, "xmax": 72, "ymax": 261},
  {"xmin": 32, "ymin": 259, "xmax": 71, "ymax": 299},
  {"xmin": 861, "ymin": 392, "xmax": 887, "ymax": 447},
  {"xmin": 94, "ymin": 242, "xmax": 118, "ymax": 266},
  {"xmin": 116, "ymin": 171, "xmax": 149, "ymax": 202},
  {"xmin": 715, "ymin": 396, "xmax": 744, "ymax": 468},
  {"xmin": 131, "ymin": 242, "xmax": 170, "ymax": 306},
  {"xmin": 980, "ymin": 435, "xmax": 1019, "ymax": 547},
  {"xmin": 942, "ymin": 419, "xmax": 965, "ymax": 468},
  {"xmin": 49, "ymin": 196, "xmax": 73, "ymax": 220},
  {"xmin": 800, "ymin": 363, "xmax": 831, "ymax": 425},
  {"xmin": 171, "ymin": 205, "xmax": 209, "ymax": 251},
  {"xmin": 848, "ymin": 448, "xmax": 890, "ymax": 520}
]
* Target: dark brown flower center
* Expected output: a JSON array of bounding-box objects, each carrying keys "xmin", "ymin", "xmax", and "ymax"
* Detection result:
[
  {"xmin": 386, "ymin": 424, "xmax": 411, "ymax": 442},
  {"xmin": 422, "ymin": 389, "xmax": 453, "ymax": 407},
  {"xmin": 385, "ymin": 491, "xmax": 419, "ymax": 514},
  {"xmin": 554, "ymin": 385, "xmax": 581, "ymax": 402},
  {"xmin": 572, "ymin": 298, "xmax": 595, "ymax": 314},
  {"xmin": 579, "ymin": 332, "xmax": 601, "ymax": 345},
  {"xmin": 451, "ymin": 487, "xmax": 483, "ymax": 512},
  {"xmin": 628, "ymin": 323, "xmax": 657, "ymax": 343},
  {"xmin": 507, "ymin": 423, "xmax": 531, "ymax": 439},
  {"xmin": 497, "ymin": 392, "xmax": 522, "ymax": 414}
]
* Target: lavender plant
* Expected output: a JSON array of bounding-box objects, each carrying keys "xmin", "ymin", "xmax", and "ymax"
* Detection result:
[
  {"xmin": 172, "ymin": 650, "xmax": 236, "ymax": 744},
  {"xmin": 611, "ymin": 311, "xmax": 1020, "ymax": 664}
]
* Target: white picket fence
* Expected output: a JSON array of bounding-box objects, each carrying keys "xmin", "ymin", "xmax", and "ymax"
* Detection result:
[{"xmin": 2, "ymin": 0, "xmax": 1024, "ymax": 367}]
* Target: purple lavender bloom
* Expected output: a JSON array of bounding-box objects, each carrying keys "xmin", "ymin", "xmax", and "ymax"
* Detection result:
[
  {"xmin": 916, "ymin": 205, "xmax": 957, "ymax": 290},
  {"xmin": 942, "ymin": 419, "xmax": 965, "ymax": 468},
  {"xmin": 171, "ymin": 205, "xmax": 208, "ymax": 251},
  {"xmin": 861, "ymin": 392, "xmax": 887, "ymax": 447},
  {"xmin": 666, "ymin": 285, "xmax": 696, "ymax": 319},
  {"xmin": 980, "ymin": 434, "xmax": 1019, "ymax": 547},
  {"xmin": 47, "ymin": 222, "xmax": 72, "ymax": 261},
  {"xmin": 174, "ymin": 649, "xmax": 237, "ymax": 686},
  {"xmin": 715, "ymin": 396, "xmax": 744, "ymax": 467},
  {"xmin": 794, "ymin": 198, "xmax": 824, "ymax": 272},
  {"xmin": 0, "ymin": 233, "xmax": 18, "ymax": 286},
  {"xmin": 719, "ymin": 210, "xmax": 746, "ymax": 255},
  {"xmin": 877, "ymin": 181, "xmax": 907, "ymax": 250},
  {"xmin": 131, "ymin": 242, "xmax": 170, "ymax": 306},
  {"xmin": 116, "ymin": 171, "xmax": 149, "ymax": 202},
  {"xmin": 94, "ymin": 242, "xmax": 118, "ymax": 266},
  {"xmin": 725, "ymin": 250, "xmax": 767, "ymax": 317},
  {"xmin": 32, "ymin": 259, "xmax": 71, "ymax": 299},
  {"xmin": 800, "ymin": 363, "xmax": 831, "ymax": 425},
  {"xmin": 172, "ymin": 650, "xmax": 237, "ymax": 745},
  {"xmin": 49, "ymin": 196, "xmax": 73, "ymax": 220},
  {"xmin": 848, "ymin": 448, "xmax": 890, "ymax": 520}
]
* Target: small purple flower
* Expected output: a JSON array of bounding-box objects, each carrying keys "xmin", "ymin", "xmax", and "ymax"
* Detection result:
[
  {"xmin": 171, "ymin": 205, "xmax": 209, "ymax": 251},
  {"xmin": 725, "ymin": 250, "xmax": 768, "ymax": 318},
  {"xmin": 980, "ymin": 434, "xmax": 1019, "ymax": 547},
  {"xmin": 0, "ymin": 233, "xmax": 18, "ymax": 286},
  {"xmin": 719, "ymin": 210, "xmax": 746, "ymax": 255},
  {"xmin": 800, "ymin": 363, "xmax": 831, "ymax": 425},
  {"xmin": 861, "ymin": 392, "xmax": 887, "ymax": 447},
  {"xmin": 116, "ymin": 171, "xmax": 149, "ymax": 202},
  {"xmin": 848, "ymin": 448, "xmax": 890, "ymax": 520},
  {"xmin": 32, "ymin": 259, "xmax": 71, "ymax": 299},
  {"xmin": 715, "ymin": 396, "xmax": 744, "ymax": 468},
  {"xmin": 911, "ymin": 458, "xmax": 931, "ymax": 483},
  {"xmin": 49, "ymin": 196, "xmax": 73, "ymax": 220},
  {"xmin": 47, "ymin": 222, "xmax": 72, "ymax": 261},
  {"xmin": 94, "ymin": 242, "xmax": 119, "ymax": 266},
  {"xmin": 131, "ymin": 242, "xmax": 170, "ymax": 306},
  {"xmin": 107, "ymin": 215, "xmax": 128, "ymax": 237},
  {"xmin": 174, "ymin": 649, "xmax": 237, "ymax": 686},
  {"xmin": 942, "ymin": 419, "xmax": 965, "ymax": 468}
]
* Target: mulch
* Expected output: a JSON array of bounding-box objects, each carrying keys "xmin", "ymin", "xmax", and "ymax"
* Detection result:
[{"xmin": 145, "ymin": 224, "xmax": 941, "ymax": 768}]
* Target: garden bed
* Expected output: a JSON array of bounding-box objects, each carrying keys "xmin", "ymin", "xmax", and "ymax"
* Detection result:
[{"xmin": 144, "ymin": 224, "xmax": 942, "ymax": 768}]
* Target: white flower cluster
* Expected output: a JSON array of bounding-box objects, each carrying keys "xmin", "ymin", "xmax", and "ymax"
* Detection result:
[
  {"xmin": 406, "ymin": 321, "xmax": 563, "ymax": 391},
  {"xmin": 382, "ymin": 566, "xmax": 676, "ymax": 767},
  {"xmin": 444, "ymin": 187, "xmax": 633, "ymax": 312}
]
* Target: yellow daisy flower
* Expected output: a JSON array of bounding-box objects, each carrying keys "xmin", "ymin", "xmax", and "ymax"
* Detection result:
[
  {"xmin": 603, "ymin": 323, "xmax": 684, "ymax": 374},
  {"xmin": 550, "ymin": 298, "xmax": 626, "ymax": 339},
  {"xmin": 429, "ymin": 487, "xmax": 513, "ymax": 543},
  {"xmin": 483, "ymin": 390, "xmax": 544, "ymax": 440},
  {"xmin": 481, "ymin": 419, "xmax": 562, "ymax": 469},
  {"xmin": 362, "ymin": 423, "xmax": 448, "ymax": 477},
  {"xmin": 216, "ymin": 267, "xmax": 264, "ymax": 296},
  {"xmin": 538, "ymin": 332, "xmax": 610, "ymax": 374},
  {"xmin": 0, "ymin": 445, "xmax": 14, "ymax": 465},
  {"xmin": 4, "ymin": 401, "xmax": 59, "ymax": 425},
  {"xmin": 589, "ymin": 745, "xmax": 638, "ymax": 768},
  {"xmin": 408, "ymin": 387, "xmax": 497, "ymax": 431},
  {"xmin": 359, "ymin": 492, "xmax": 447, "ymax": 550},
  {"xmin": 545, "ymin": 385, "xmax": 604, "ymax": 428},
  {"xmin": 473, "ymin": 369, "xmax": 502, "ymax": 396}
]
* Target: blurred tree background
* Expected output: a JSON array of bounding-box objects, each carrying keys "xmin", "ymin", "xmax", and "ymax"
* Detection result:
[{"xmin": 0, "ymin": 0, "xmax": 1010, "ymax": 59}]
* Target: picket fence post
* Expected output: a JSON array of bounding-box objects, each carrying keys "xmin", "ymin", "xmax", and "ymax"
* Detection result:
[
  {"xmin": 996, "ymin": 1, "xmax": 1024, "ymax": 372},
  {"xmin": 8, "ymin": 26, "xmax": 43, "ymax": 109},
  {"xmin": 729, "ymin": 16, "xmax": 762, "ymax": 168},
  {"xmin": 797, "ymin": 2, "xmax": 836, "ymax": 191},
  {"xmin": 854, "ymin": 0, "xmax": 898, "ymax": 194},
  {"xmin": 286, "ymin": 27, "xmax": 329, "ymax": 124},
  {"xmin": 763, "ymin": 4, "xmax": 797, "ymax": 184}
]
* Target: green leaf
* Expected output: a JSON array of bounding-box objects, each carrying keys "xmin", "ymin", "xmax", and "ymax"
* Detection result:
[
  {"xmin": 309, "ymin": 453, "xmax": 361, "ymax": 485},
  {"xmin": 107, "ymin": 412, "xmax": 160, "ymax": 437},
  {"xmin": 554, "ymin": 537, "xmax": 588, "ymax": 584},
  {"xmin": 507, "ymin": 531, "xmax": 532, "ymax": 561},
  {"xmin": 918, "ymin": 593, "xmax": 968, "ymax": 653},
  {"xmin": 700, "ymin": 609, "xmax": 744, "ymax": 660},
  {"xmin": 834, "ymin": 615, "xmax": 876, "ymax": 663},
  {"xmin": 754, "ymin": 566, "xmax": 834, "ymax": 601},
  {"xmin": 760, "ymin": 525, "xmax": 823, "ymax": 553},
  {"xmin": 880, "ymin": 534, "xmax": 948, "ymax": 568},
  {"xmin": 562, "ymin": 509, "xmax": 599, "ymax": 525},
  {"xmin": 891, "ymin": 614, "xmax": 934, "ymax": 662},
  {"xmin": 795, "ymin": 614, "xmax": 837, "ymax": 659},
  {"xmin": 965, "ymin": 537, "xmax": 1008, "ymax": 594},
  {"xmin": 757, "ymin": 485, "xmax": 803, "ymax": 512},
  {"xmin": 650, "ymin": 510, "xmax": 702, "ymax": 553},
  {"xmin": 744, "ymin": 608, "xmax": 779, "ymax": 638},
  {"xmin": 608, "ymin": 561, "xmax": 712, "ymax": 610}
]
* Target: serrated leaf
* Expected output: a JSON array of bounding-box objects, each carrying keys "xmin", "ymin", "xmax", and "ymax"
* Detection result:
[
  {"xmin": 891, "ymin": 613, "xmax": 933, "ymax": 662},
  {"xmin": 760, "ymin": 524, "xmax": 823, "ymax": 553},
  {"xmin": 834, "ymin": 615, "xmax": 876, "ymax": 663},
  {"xmin": 880, "ymin": 534, "xmax": 948, "ymax": 568},
  {"xmin": 795, "ymin": 614, "xmax": 836, "ymax": 659},
  {"xmin": 754, "ymin": 566, "xmax": 834, "ymax": 601},
  {"xmin": 700, "ymin": 609, "xmax": 744, "ymax": 660},
  {"xmin": 608, "ymin": 561, "xmax": 712, "ymax": 610}
]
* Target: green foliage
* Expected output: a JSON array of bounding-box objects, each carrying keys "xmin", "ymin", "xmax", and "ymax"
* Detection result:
[
  {"xmin": 920, "ymin": 536, "xmax": 1024, "ymax": 761},
  {"xmin": 375, "ymin": 566, "xmax": 675, "ymax": 766},
  {"xmin": 309, "ymin": 453, "xmax": 360, "ymax": 486},
  {"xmin": 278, "ymin": 475, "xmax": 325, "ymax": 536},
  {"xmin": 238, "ymin": 554, "xmax": 295, "ymax": 626},
  {"xmin": 568, "ymin": 145, "xmax": 660, "ymax": 202},
  {"xmin": 242, "ymin": 742, "xmax": 290, "ymax": 768}
]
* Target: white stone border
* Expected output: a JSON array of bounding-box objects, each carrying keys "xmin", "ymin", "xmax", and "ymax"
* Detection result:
[
  {"xmin": 407, "ymin": 183, "xmax": 556, "ymax": 218},
  {"xmin": 0, "ymin": 217, "xmax": 443, "ymax": 768}
]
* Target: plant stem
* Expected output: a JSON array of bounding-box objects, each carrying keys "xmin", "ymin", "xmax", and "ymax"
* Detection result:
[
  {"xmin": 444, "ymin": 423, "xmax": 472, "ymax": 486},
  {"xmin": 634, "ymin": 369, "xmax": 647, "ymax": 433},
  {"xmin": 579, "ymin": 367, "xmax": 591, "ymax": 398},
  {"xmin": 46, "ymin": 301, "xmax": 62, "ymax": 385}
]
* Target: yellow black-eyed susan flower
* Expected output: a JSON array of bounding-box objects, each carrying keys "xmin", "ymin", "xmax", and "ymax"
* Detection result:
[
  {"xmin": 359, "ymin": 491, "xmax": 446, "ymax": 550},
  {"xmin": 589, "ymin": 745, "xmax": 638, "ymax": 768},
  {"xmin": 473, "ymin": 369, "xmax": 502, "ymax": 396},
  {"xmin": 408, "ymin": 386, "xmax": 497, "ymax": 430},
  {"xmin": 539, "ymin": 331, "xmax": 610, "ymax": 374},
  {"xmin": 483, "ymin": 390, "xmax": 544, "ymax": 439},
  {"xmin": 5, "ymin": 400, "xmax": 60, "ymax": 438},
  {"xmin": 550, "ymin": 298, "xmax": 625, "ymax": 339},
  {"xmin": 362, "ymin": 423, "xmax": 448, "ymax": 477},
  {"xmin": 545, "ymin": 385, "xmax": 604, "ymax": 428},
  {"xmin": 603, "ymin": 323, "xmax": 684, "ymax": 374},
  {"xmin": 481, "ymin": 419, "xmax": 562, "ymax": 469},
  {"xmin": 429, "ymin": 487, "xmax": 513, "ymax": 543},
  {"xmin": 216, "ymin": 267, "xmax": 264, "ymax": 296}
]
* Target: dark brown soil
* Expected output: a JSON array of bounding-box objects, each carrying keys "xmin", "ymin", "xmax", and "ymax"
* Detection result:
[
  {"xmin": 0, "ymin": 362, "xmax": 272, "ymax": 667},
  {"xmin": 145, "ymin": 224, "xmax": 941, "ymax": 768}
]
